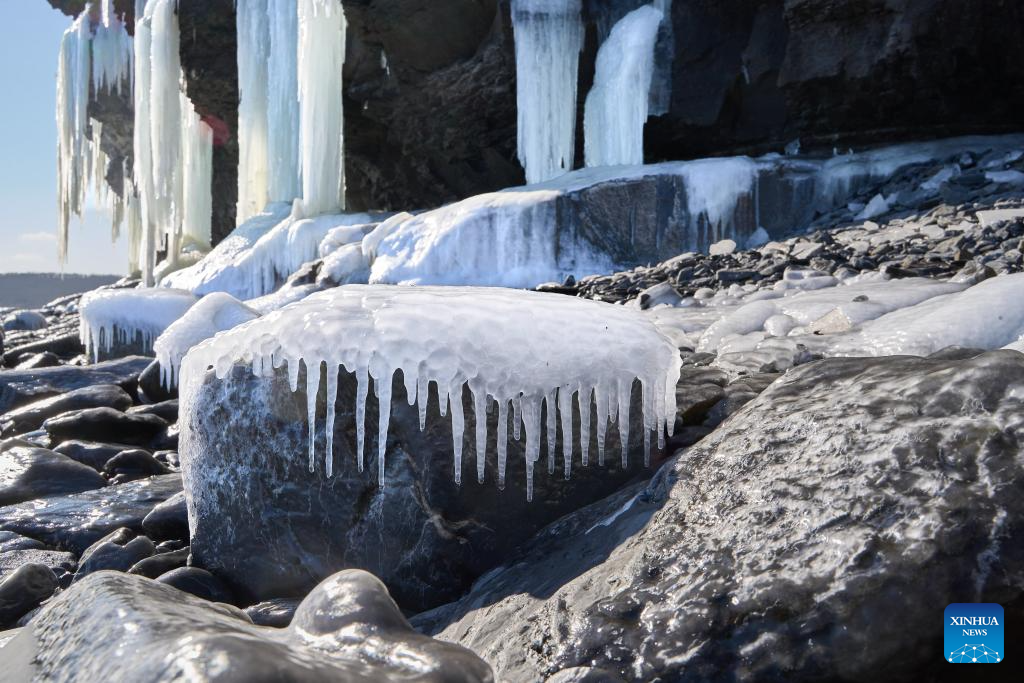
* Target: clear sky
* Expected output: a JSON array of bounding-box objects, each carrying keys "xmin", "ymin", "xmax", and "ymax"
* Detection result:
[{"xmin": 0, "ymin": 2, "xmax": 127, "ymax": 275}]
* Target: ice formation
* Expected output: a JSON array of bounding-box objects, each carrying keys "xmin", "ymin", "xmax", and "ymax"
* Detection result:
[
  {"xmin": 180, "ymin": 286, "xmax": 681, "ymax": 500},
  {"xmin": 267, "ymin": 0, "xmax": 303, "ymax": 203},
  {"xmin": 584, "ymin": 5, "xmax": 665, "ymax": 168},
  {"xmin": 296, "ymin": 0, "xmax": 347, "ymax": 216},
  {"xmin": 80, "ymin": 287, "xmax": 199, "ymax": 362},
  {"xmin": 236, "ymin": 0, "xmax": 272, "ymax": 223},
  {"xmin": 154, "ymin": 292, "xmax": 260, "ymax": 386},
  {"xmin": 510, "ymin": 0, "xmax": 584, "ymax": 184}
]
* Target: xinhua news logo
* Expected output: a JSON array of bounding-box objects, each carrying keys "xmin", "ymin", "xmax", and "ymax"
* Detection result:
[{"xmin": 944, "ymin": 603, "xmax": 1004, "ymax": 664}]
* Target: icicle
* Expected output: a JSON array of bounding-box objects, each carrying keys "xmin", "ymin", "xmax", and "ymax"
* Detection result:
[
  {"xmin": 617, "ymin": 379, "xmax": 631, "ymax": 467},
  {"xmin": 512, "ymin": 395, "xmax": 522, "ymax": 441},
  {"xmin": 417, "ymin": 370, "xmax": 429, "ymax": 430},
  {"xmin": 376, "ymin": 371, "xmax": 392, "ymax": 486},
  {"xmin": 355, "ymin": 366, "xmax": 368, "ymax": 472},
  {"xmin": 236, "ymin": 0, "xmax": 271, "ymax": 223},
  {"xmin": 595, "ymin": 384, "xmax": 608, "ymax": 465},
  {"xmin": 450, "ymin": 383, "xmax": 465, "ymax": 485},
  {"xmin": 306, "ymin": 358, "xmax": 321, "ymax": 472},
  {"xmin": 472, "ymin": 387, "xmax": 488, "ymax": 484},
  {"xmin": 267, "ymin": 0, "xmax": 302, "ymax": 203},
  {"xmin": 545, "ymin": 388, "xmax": 557, "ymax": 474},
  {"xmin": 578, "ymin": 383, "xmax": 591, "ymax": 466},
  {"xmin": 510, "ymin": 0, "xmax": 583, "ymax": 184},
  {"xmin": 497, "ymin": 399, "xmax": 509, "ymax": 489},
  {"xmin": 325, "ymin": 365, "xmax": 338, "ymax": 477},
  {"xmin": 522, "ymin": 397, "xmax": 542, "ymax": 502},
  {"xmin": 133, "ymin": 2, "xmax": 156, "ymax": 285},
  {"xmin": 558, "ymin": 386, "xmax": 573, "ymax": 479},
  {"xmin": 584, "ymin": 5, "xmax": 665, "ymax": 168},
  {"xmin": 92, "ymin": 0, "xmax": 133, "ymax": 95},
  {"xmin": 181, "ymin": 93, "xmax": 214, "ymax": 249},
  {"xmin": 56, "ymin": 12, "xmax": 91, "ymax": 267},
  {"xmin": 296, "ymin": 0, "xmax": 347, "ymax": 216}
]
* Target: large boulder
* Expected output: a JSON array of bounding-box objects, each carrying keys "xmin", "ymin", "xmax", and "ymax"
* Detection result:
[
  {"xmin": 0, "ymin": 569, "xmax": 493, "ymax": 682},
  {"xmin": 0, "ymin": 446, "xmax": 107, "ymax": 506},
  {"xmin": 415, "ymin": 351, "xmax": 1024, "ymax": 681},
  {"xmin": 0, "ymin": 384, "xmax": 133, "ymax": 436},
  {"xmin": 43, "ymin": 407, "xmax": 167, "ymax": 447},
  {"xmin": 182, "ymin": 363, "xmax": 651, "ymax": 612}
]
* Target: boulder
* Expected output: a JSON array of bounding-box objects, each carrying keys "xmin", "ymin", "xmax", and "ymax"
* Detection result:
[
  {"xmin": 0, "ymin": 446, "xmax": 107, "ymax": 506},
  {"xmin": 0, "ymin": 532, "xmax": 44, "ymax": 553},
  {"xmin": 0, "ymin": 356, "xmax": 149, "ymax": 414},
  {"xmin": 0, "ymin": 570, "xmax": 493, "ymax": 682},
  {"xmin": 53, "ymin": 439, "xmax": 144, "ymax": 471},
  {"xmin": 43, "ymin": 407, "xmax": 167, "ymax": 447},
  {"xmin": 2, "ymin": 311, "xmax": 47, "ymax": 332},
  {"xmin": 0, "ymin": 564, "xmax": 56, "ymax": 629},
  {"xmin": 244, "ymin": 598, "xmax": 301, "ymax": 628},
  {"xmin": 416, "ymin": 351, "xmax": 1024, "ymax": 682},
  {"xmin": 137, "ymin": 359, "xmax": 177, "ymax": 403},
  {"xmin": 73, "ymin": 528, "xmax": 156, "ymax": 583},
  {"xmin": 0, "ymin": 474, "xmax": 182, "ymax": 554},
  {"xmin": 0, "ymin": 549, "xmax": 76, "ymax": 585},
  {"xmin": 13, "ymin": 352, "xmax": 62, "ymax": 370},
  {"xmin": 104, "ymin": 449, "xmax": 172, "ymax": 481},
  {"xmin": 156, "ymin": 567, "xmax": 234, "ymax": 604},
  {"xmin": 127, "ymin": 399, "xmax": 179, "ymax": 422},
  {"xmin": 128, "ymin": 547, "xmax": 190, "ymax": 580},
  {"xmin": 0, "ymin": 384, "xmax": 133, "ymax": 436},
  {"xmin": 141, "ymin": 491, "xmax": 188, "ymax": 541},
  {"xmin": 182, "ymin": 363, "xmax": 650, "ymax": 612}
]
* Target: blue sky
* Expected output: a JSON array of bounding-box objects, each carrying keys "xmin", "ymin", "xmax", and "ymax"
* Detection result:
[{"xmin": 0, "ymin": 2, "xmax": 127, "ymax": 275}]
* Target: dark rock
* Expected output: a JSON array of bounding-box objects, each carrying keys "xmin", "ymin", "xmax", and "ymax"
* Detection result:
[
  {"xmin": 105, "ymin": 449, "xmax": 172, "ymax": 480},
  {"xmin": 13, "ymin": 352, "xmax": 62, "ymax": 371},
  {"xmin": 147, "ymin": 424, "xmax": 179, "ymax": 452},
  {"xmin": 1, "ymin": 332, "xmax": 83, "ymax": 368},
  {"xmin": 0, "ymin": 356, "xmax": 149, "ymax": 414},
  {"xmin": 137, "ymin": 359, "xmax": 177, "ymax": 403},
  {"xmin": 157, "ymin": 567, "xmax": 234, "ymax": 604},
  {"xmin": 0, "ymin": 446, "xmax": 107, "ymax": 506},
  {"xmin": 54, "ymin": 439, "xmax": 143, "ymax": 471},
  {"xmin": 0, "ymin": 474, "xmax": 183, "ymax": 554},
  {"xmin": 155, "ymin": 539, "xmax": 188, "ymax": 553},
  {"xmin": 183, "ymin": 363, "xmax": 651, "ymax": 611},
  {"xmin": 417, "ymin": 351, "xmax": 1024, "ymax": 682},
  {"xmin": 127, "ymin": 399, "xmax": 179, "ymax": 422},
  {"xmin": 0, "ymin": 532, "xmax": 44, "ymax": 553},
  {"xmin": 43, "ymin": 407, "xmax": 167, "ymax": 447},
  {"xmin": 0, "ymin": 549, "xmax": 76, "ymax": 586},
  {"xmin": 141, "ymin": 491, "xmax": 188, "ymax": 542},
  {"xmin": 665, "ymin": 425, "xmax": 713, "ymax": 451},
  {"xmin": 74, "ymin": 528, "xmax": 156, "ymax": 582},
  {"xmin": 4, "ymin": 569, "xmax": 492, "ymax": 681},
  {"xmin": 0, "ymin": 564, "xmax": 57, "ymax": 629},
  {"xmin": 128, "ymin": 547, "xmax": 190, "ymax": 580},
  {"xmin": 673, "ymin": 383, "xmax": 724, "ymax": 426},
  {"xmin": 0, "ymin": 384, "xmax": 133, "ymax": 436},
  {"xmin": 244, "ymin": 598, "xmax": 301, "ymax": 628}
]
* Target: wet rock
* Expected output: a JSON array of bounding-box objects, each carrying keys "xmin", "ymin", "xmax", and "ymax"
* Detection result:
[
  {"xmin": 128, "ymin": 547, "xmax": 189, "ymax": 580},
  {"xmin": 0, "ymin": 384, "xmax": 133, "ymax": 436},
  {"xmin": 0, "ymin": 569, "xmax": 492, "ymax": 681},
  {"xmin": 43, "ymin": 408, "xmax": 167, "ymax": 447},
  {"xmin": 54, "ymin": 440, "xmax": 143, "ymax": 471},
  {"xmin": 73, "ymin": 528, "xmax": 156, "ymax": 583},
  {"xmin": 13, "ymin": 352, "xmax": 62, "ymax": 371},
  {"xmin": 0, "ymin": 549, "xmax": 76, "ymax": 587},
  {"xmin": 0, "ymin": 446, "xmax": 107, "ymax": 506},
  {"xmin": 127, "ymin": 399, "xmax": 179, "ymax": 422},
  {"xmin": 0, "ymin": 356, "xmax": 149, "ymax": 414},
  {"xmin": 418, "ymin": 351, "xmax": 1024, "ymax": 682},
  {"xmin": 673, "ymin": 383, "xmax": 724, "ymax": 427},
  {"xmin": 137, "ymin": 359, "xmax": 176, "ymax": 404},
  {"xmin": 141, "ymin": 491, "xmax": 188, "ymax": 542},
  {"xmin": 244, "ymin": 598, "xmax": 301, "ymax": 628},
  {"xmin": 156, "ymin": 567, "xmax": 234, "ymax": 604},
  {"xmin": 0, "ymin": 532, "xmax": 44, "ymax": 553},
  {"xmin": 105, "ymin": 449, "xmax": 172, "ymax": 482},
  {"xmin": 0, "ymin": 564, "xmax": 56, "ymax": 629},
  {"xmin": 0, "ymin": 474, "xmax": 182, "ymax": 554}
]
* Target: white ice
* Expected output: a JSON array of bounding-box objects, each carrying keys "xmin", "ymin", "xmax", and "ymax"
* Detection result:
[
  {"xmin": 267, "ymin": 0, "xmax": 302, "ymax": 203},
  {"xmin": 80, "ymin": 287, "xmax": 199, "ymax": 362},
  {"xmin": 236, "ymin": 0, "xmax": 272, "ymax": 223},
  {"xmin": 179, "ymin": 286, "xmax": 681, "ymax": 500},
  {"xmin": 510, "ymin": 0, "xmax": 583, "ymax": 184}
]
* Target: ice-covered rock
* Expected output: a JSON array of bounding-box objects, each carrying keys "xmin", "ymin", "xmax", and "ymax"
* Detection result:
[
  {"xmin": 2, "ymin": 311, "xmax": 48, "ymax": 333},
  {"xmin": 79, "ymin": 288, "xmax": 199, "ymax": 362},
  {"xmin": 0, "ymin": 570, "xmax": 493, "ymax": 682}
]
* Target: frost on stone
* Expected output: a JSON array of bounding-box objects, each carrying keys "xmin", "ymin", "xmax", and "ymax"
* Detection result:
[
  {"xmin": 584, "ymin": 5, "xmax": 665, "ymax": 168},
  {"xmin": 80, "ymin": 287, "xmax": 199, "ymax": 362},
  {"xmin": 155, "ymin": 292, "xmax": 260, "ymax": 386},
  {"xmin": 510, "ymin": 0, "xmax": 584, "ymax": 184},
  {"xmin": 180, "ymin": 286, "xmax": 681, "ymax": 500}
]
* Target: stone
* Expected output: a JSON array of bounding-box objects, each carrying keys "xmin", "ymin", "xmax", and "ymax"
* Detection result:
[
  {"xmin": 417, "ymin": 351, "xmax": 1024, "ymax": 682},
  {"xmin": 791, "ymin": 240, "xmax": 824, "ymax": 260},
  {"xmin": 709, "ymin": 239, "xmax": 737, "ymax": 256},
  {"xmin": 128, "ymin": 547, "xmax": 190, "ymax": 580},
  {"xmin": 54, "ymin": 440, "xmax": 143, "ymax": 471},
  {"xmin": 0, "ymin": 474, "xmax": 182, "ymax": 554},
  {"xmin": 141, "ymin": 492, "xmax": 188, "ymax": 542},
  {"xmin": 808, "ymin": 307, "xmax": 855, "ymax": 335},
  {"xmin": 0, "ymin": 549, "xmax": 76, "ymax": 585},
  {"xmin": 244, "ymin": 598, "xmax": 302, "ymax": 628},
  {"xmin": 127, "ymin": 399, "xmax": 179, "ymax": 422},
  {"xmin": 0, "ymin": 570, "xmax": 492, "ymax": 681},
  {"xmin": 156, "ymin": 567, "xmax": 234, "ymax": 604},
  {"xmin": 13, "ymin": 352, "xmax": 62, "ymax": 371},
  {"xmin": 0, "ymin": 384, "xmax": 133, "ymax": 436},
  {"xmin": 0, "ymin": 532, "xmax": 44, "ymax": 553},
  {"xmin": 183, "ymin": 363, "xmax": 651, "ymax": 612},
  {"xmin": 637, "ymin": 282, "xmax": 682, "ymax": 310},
  {"xmin": 673, "ymin": 383, "xmax": 724, "ymax": 427},
  {"xmin": 104, "ymin": 449, "xmax": 172, "ymax": 481},
  {"xmin": 0, "ymin": 356, "xmax": 149, "ymax": 414},
  {"xmin": 73, "ymin": 529, "xmax": 156, "ymax": 583},
  {"xmin": 2, "ymin": 311, "xmax": 47, "ymax": 333},
  {"xmin": 0, "ymin": 446, "xmax": 107, "ymax": 506},
  {"xmin": 43, "ymin": 408, "xmax": 167, "ymax": 447},
  {"xmin": 0, "ymin": 564, "xmax": 56, "ymax": 629},
  {"xmin": 137, "ymin": 359, "xmax": 177, "ymax": 404}
]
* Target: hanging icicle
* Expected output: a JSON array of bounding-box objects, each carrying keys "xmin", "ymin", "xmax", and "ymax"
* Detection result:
[
  {"xmin": 267, "ymin": 0, "xmax": 302, "ymax": 203},
  {"xmin": 236, "ymin": 0, "xmax": 272, "ymax": 223}
]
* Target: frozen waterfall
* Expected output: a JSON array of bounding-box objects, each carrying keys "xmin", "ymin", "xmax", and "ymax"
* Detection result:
[
  {"xmin": 510, "ymin": 0, "xmax": 584, "ymax": 185},
  {"xmin": 236, "ymin": 0, "xmax": 272, "ymax": 224},
  {"xmin": 268, "ymin": 0, "xmax": 302, "ymax": 203}
]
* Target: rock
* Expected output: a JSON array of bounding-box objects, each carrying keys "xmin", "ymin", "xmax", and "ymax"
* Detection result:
[
  {"xmin": 183, "ymin": 363, "xmax": 651, "ymax": 611},
  {"xmin": 0, "ymin": 474, "xmax": 183, "ymax": 554},
  {"xmin": 137, "ymin": 359, "xmax": 177, "ymax": 403},
  {"xmin": 1, "ymin": 331, "xmax": 83, "ymax": 367},
  {"xmin": 128, "ymin": 547, "xmax": 190, "ymax": 580},
  {"xmin": 0, "ymin": 356, "xmax": 149, "ymax": 414},
  {"xmin": 0, "ymin": 384, "xmax": 133, "ymax": 436},
  {"xmin": 637, "ymin": 282, "xmax": 682, "ymax": 309},
  {"xmin": 0, "ymin": 446, "xmax": 107, "ymax": 506},
  {"xmin": 791, "ymin": 240, "xmax": 824, "ymax": 260},
  {"xmin": 244, "ymin": 598, "xmax": 301, "ymax": 628},
  {"xmin": 74, "ymin": 529, "xmax": 154, "ymax": 581},
  {"xmin": 417, "ymin": 351, "xmax": 1024, "ymax": 682},
  {"xmin": 0, "ymin": 564, "xmax": 56, "ymax": 629},
  {"xmin": 156, "ymin": 567, "xmax": 234, "ymax": 604},
  {"xmin": 703, "ymin": 387, "xmax": 758, "ymax": 427},
  {"xmin": 709, "ymin": 239, "xmax": 737, "ymax": 256},
  {"xmin": 2, "ymin": 311, "xmax": 47, "ymax": 332},
  {"xmin": 13, "ymin": 352, "xmax": 62, "ymax": 370},
  {"xmin": 53, "ymin": 439, "xmax": 143, "ymax": 471},
  {"xmin": 0, "ymin": 532, "xmax": 44, "ymax": 553},
  {"xmin": 1, "ymin": 569, "xmax": 492, "ymax": 681},
  {"xmin": 105, "ymin": 449, "xmax": 172, "ymax": 481},
  {"xmin": 673, "ymin": 383, "xmax": 724, "ymax": 426},
  {"xmin": 43, "ymin": 407, "xmax": 167, "ymax": 447},
  {"xmin": 808, "ymin": 307, "xmax": 855, "ymax": 334},
  {"xmin": 127, "ymin": 399, "xmax": 179, "ymax": 422},
  {"xmin": 141, "ymin": 491, "xmax": 188, "ymax": 541},
  {"xmin": 0, "ymin": 549, "xmax": 76, "ymax": 586}
]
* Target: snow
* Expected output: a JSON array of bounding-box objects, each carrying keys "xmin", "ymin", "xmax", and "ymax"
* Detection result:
[
  {"xmin": 296, "ymin": 0, "xmax": 347, "ymax": 216},
  {"xmin": 236, "ymin": 0, "xmax": 272, "ymax": 223},
  {"xmin": 977, "ymin": 208, "xmax": 1024, "ymax": 227},
  {"xmin": 179, "ymin": 286, "xmax": 681, "ymax": 500},
  {"xmin": 318, "ymin": 223, "xmax": 378, "ymax": 258},
  {"xmin": 246, "ymin": 283, "xmax": 321, "ymax": 315},
  {"xmin": 80, "ymin": 288, "xmax": 199, "ymax": 362},
  {"xmin": 584, "ymin": 5, "xmax": 664, "ymax": 168},
  {"xmin": 154, "ymin": 293, "xmax": 260, "ymax": 386},
  {"xmin": 510, "ymin": 0, "xmax": 584, "ymax": 184},
  {"xmin": 319, "ymin": 243, "xmax": 370, "ymax": 286}
]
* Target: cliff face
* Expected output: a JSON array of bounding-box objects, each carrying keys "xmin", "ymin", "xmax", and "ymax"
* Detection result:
[{"xmin": 46, "ymin": 0, "xmax": 1024, "ymax": 241}]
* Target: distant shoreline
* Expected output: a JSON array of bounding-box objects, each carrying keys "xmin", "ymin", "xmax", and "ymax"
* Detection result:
[{"xmin": 0, "ymin": 272, "xmax": 121, "ymax": 309}]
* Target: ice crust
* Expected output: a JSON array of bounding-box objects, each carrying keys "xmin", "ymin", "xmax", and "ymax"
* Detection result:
[
  {"xmin": 510, "ymin": 0, "xmax": 583, "ymax": 184},
  {"xmin": 80, "ymin": 287, "xmax": 199, "ymax": 362},
  {"xmin": 179, "ymin": 286, "xmax": 681, "ymax": 500}
]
